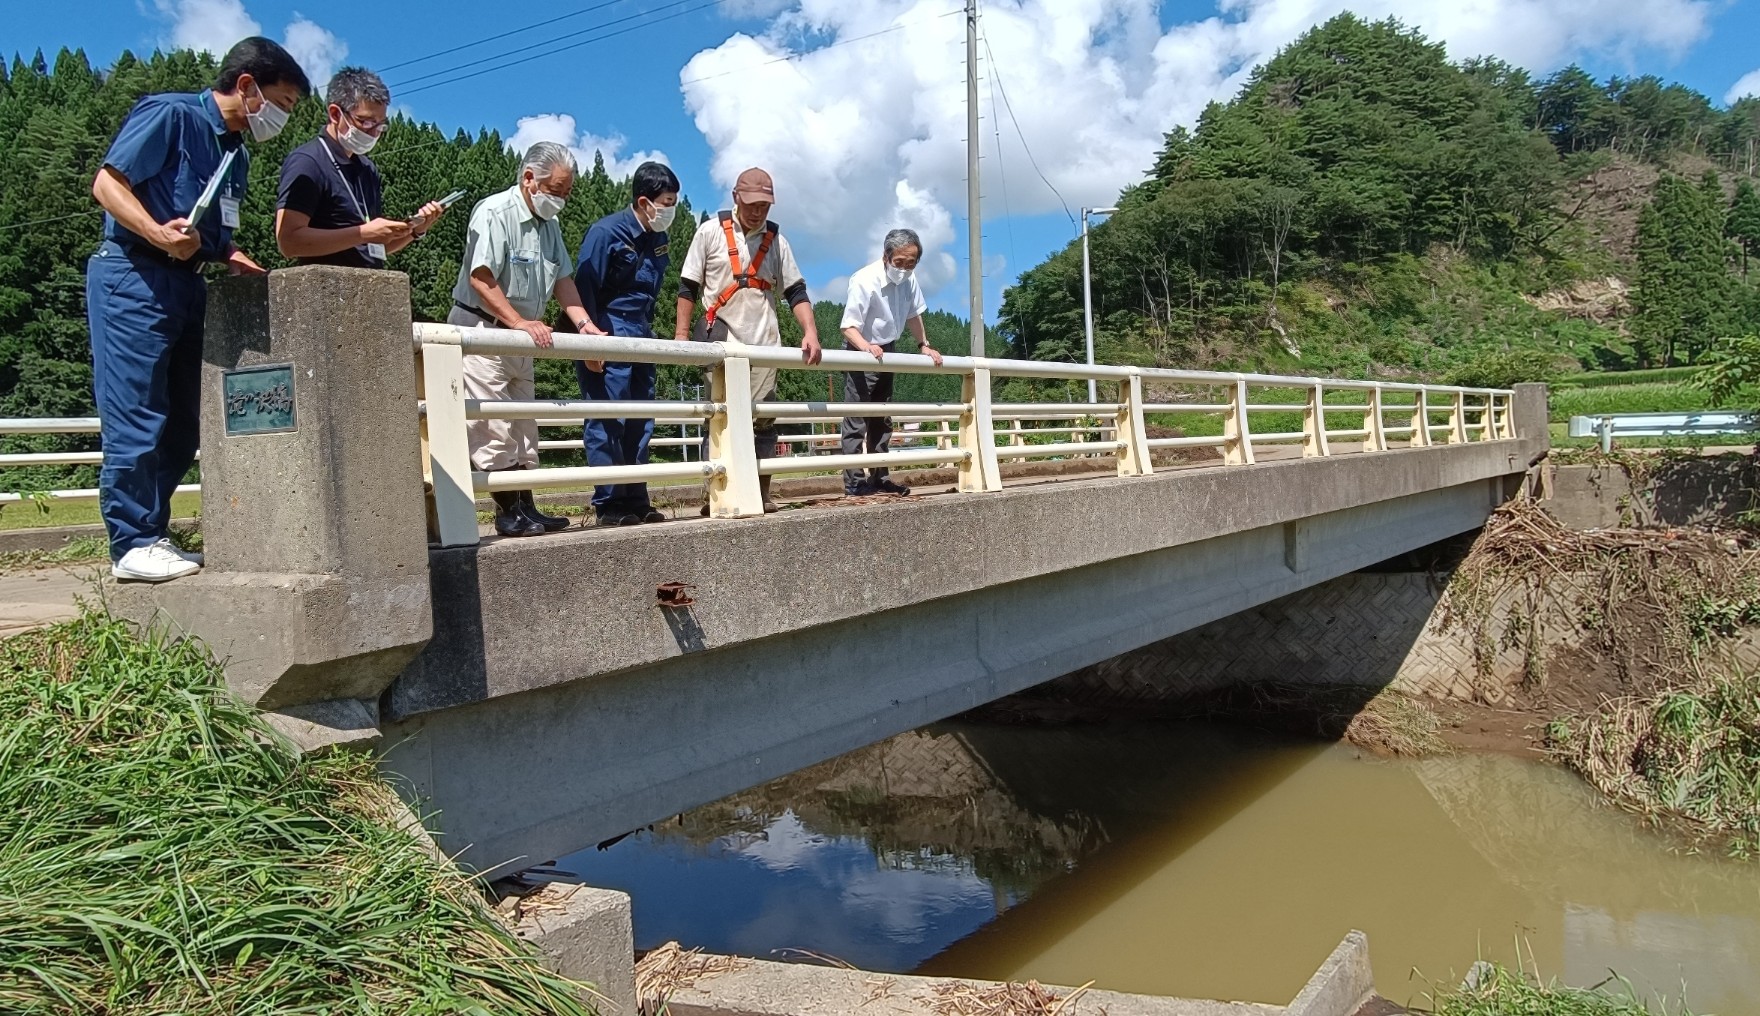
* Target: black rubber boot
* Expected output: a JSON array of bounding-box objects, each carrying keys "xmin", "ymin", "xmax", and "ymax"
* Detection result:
[
  {"xmin": 518, "ymin": 490, "xmax": 571, "ymax": 532},
  {"xmin": 492, "ymin": 491, "xmax": 544, "ymax": 537}
]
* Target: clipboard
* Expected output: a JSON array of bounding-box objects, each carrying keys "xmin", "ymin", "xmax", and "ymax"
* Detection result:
[{"xmin": 183, "ymin": 148, "xmax": 239, "ymax": 234}]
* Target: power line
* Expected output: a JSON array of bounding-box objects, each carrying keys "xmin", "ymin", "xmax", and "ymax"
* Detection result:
[
  {"xmin": 979, "ymin": 25, "xmax": 1018, "ymax": 276},
  {"xmin": 394, "ymin": 0, "xmax": 721, "ymax": 97},
  {"xmin": 378, "ymin": 0, "xmax": 637, "ymax": 74},
  {"xmin": 0, "ymin": 210, "xmax": 98, "ymax": 233},
  {"xmin": 679, "ymin": 8, "xmax": 965, "ymax": 87},
  {"xmin": 981, "ymin": 34, "xmax": 1074, "ymax": 227}
]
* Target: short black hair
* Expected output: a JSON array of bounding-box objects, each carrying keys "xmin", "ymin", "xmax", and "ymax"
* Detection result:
[
  {"xmin": 215, "ymin": 37, "xmax": 312, "ymax": 96},
  {"xmin": 632, "ymin": 161, "xmax": 681, "ymax": 203}
]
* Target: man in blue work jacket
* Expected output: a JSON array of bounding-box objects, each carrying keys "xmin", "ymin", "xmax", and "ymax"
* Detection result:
[
  {"xmin": 575, "ymin": 161, "xmax": 681, "ymax": 525},
  {"xmin": 87, "ymin": 36, "xmax": 310, "ymax": 582}
]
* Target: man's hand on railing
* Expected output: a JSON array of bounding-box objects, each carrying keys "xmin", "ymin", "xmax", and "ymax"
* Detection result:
[
  {"xmin": 862, "ymin": 341, "xmax": 885, "ymax": 362},
  {"xmin": 584, "ymin": 360, "xmax": 606, "ymax": 373},
  {"xmin": 515, "ymin": 319, "xmax": 554, "ymax": 349},
  {"xmin": 801, "ymin": 334, "xmax": 823, "ymax": 366},
  {"xmin": 921, "ymin": 344, "xmax": 943, "ymax": 367}
]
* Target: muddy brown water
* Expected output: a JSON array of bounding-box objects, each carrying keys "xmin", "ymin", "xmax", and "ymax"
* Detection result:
[{"xmin": 558, "ymin": 719, "xmax": 1760, "ymax": 1013}]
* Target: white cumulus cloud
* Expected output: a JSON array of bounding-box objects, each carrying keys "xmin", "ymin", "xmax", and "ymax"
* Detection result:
[
  {"xmin": 152, "ymin": 0, "xmax": 347, "ymax": 88},
  {"xmin": 507, "ymin": 113, "xmax": 671, "ymax": 180},
  {"xmin": 282, "ymin": 15, "xmax": 347, "ymax": 89},
  {"xmin": 1727, "ymin": 69, "xmax": 1760, "ymax": 106},
  {"xmin": 153, "ymin": 0, "xmax": 261, "ymax": 57},
  {"xmin": 680, "ymin": 0, "xmax": 1715, "ymax": 302}
]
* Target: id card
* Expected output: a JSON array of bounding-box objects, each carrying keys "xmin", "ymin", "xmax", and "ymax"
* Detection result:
[
  {"xmin": 219, "ymin": 196, "xmax": 241, "ymax": 230},
  {"xmin": 366, "ymin": 243, "xmax": 387, "ymax": 263}
]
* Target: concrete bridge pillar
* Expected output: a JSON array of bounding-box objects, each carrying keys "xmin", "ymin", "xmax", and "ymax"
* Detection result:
[{"xmin": 112, "ymin": 267, "xmax": 432, "ymax": 745}]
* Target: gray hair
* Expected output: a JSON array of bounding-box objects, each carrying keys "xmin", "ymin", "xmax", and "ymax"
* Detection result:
[
  {"xmin": 520, "ymin": 141, "xmax": 578, "ymax": 181},
  {"xmin": 883, "ymin": 228, "xmax": 922, "ymax": 258},
  {"xmin": 326, "ymin": 67, "xmax": 389, "ymax": 112}
]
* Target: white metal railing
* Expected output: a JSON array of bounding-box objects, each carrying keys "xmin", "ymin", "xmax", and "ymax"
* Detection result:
[
  {"xmin": 1566, "ymin": 411, "xmax": 1756, "ymax": 452},
  {"xmin": 411, "ymin": 323, "xmax": 1517, "ymax": 547},
  {"xmin": 0, "ymin": 417, "xmax": 199, "ymax": 505}
]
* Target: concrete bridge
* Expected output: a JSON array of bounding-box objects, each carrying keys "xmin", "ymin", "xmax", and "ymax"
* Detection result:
[{"xmin": 113, "ymin": 267, "xmax": 1547, "ymax": 872}]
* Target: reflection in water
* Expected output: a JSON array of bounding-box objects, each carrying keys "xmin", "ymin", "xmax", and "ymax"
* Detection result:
[{"xmin": 559, "ymin": 721, "xmax": 1760, "ymax": 1012}]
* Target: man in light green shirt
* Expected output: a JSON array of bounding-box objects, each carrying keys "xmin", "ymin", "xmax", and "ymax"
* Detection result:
[{"xmin": 448, "ymin": 141, "xmax": 601, "ymax": 537}]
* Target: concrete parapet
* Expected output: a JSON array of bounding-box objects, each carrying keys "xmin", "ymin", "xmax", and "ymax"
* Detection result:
[
  {"xmin": 513, "ymin": 884, "xmax": 637, "ymax": 1016},
  {"xmin": 390, "ymin": 435, "xmax": 1540, "ymax": 720},
  {"xmin": 111, "ymin": 267, "xmax": 431, "ymax": 714},
  {"xmin": 655, "ymin": 932, "xmax": 1372, "ymax": 1016},
  {"xmin": 1511, "ymin": 383, "xmax": 1550, "ymax": 453},
  {"xmin": 1283, "ymin": 931, "xmax": 1374, "ymax": 1016}
]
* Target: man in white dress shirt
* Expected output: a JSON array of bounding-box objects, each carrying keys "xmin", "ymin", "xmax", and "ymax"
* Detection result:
[{"xmin": 838, "ymin": 228, "xmax": 943, "ymax": 496}]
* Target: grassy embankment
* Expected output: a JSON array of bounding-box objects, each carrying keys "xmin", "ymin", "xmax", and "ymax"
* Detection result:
[
  {"xmin": 0, "ymin": 613, "xmax": 595, "ymax": 1015},
  {"xmin": 1425, "ymin": 961, "xmax": 1688, "ymax": 1015}
]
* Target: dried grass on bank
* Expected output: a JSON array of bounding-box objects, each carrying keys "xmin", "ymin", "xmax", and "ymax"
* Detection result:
[
  {"xmin": 0, "ymin": 614, "xmax": 594, "ymax": 1016},
  {"xmin": 635, "ymin": 940, "xmax": 747, "ymax": 1016},
  {"xmin": 1549, "ymin": 670, "xmax": 1760, "ymax": 856},
  {"xmin": 1436, "ymin": 498, "xmax": 1760, "ymax": 694},
  {"xmin": 929, "ymin": 979, "xmax": 1093, "ymax": 1016}
]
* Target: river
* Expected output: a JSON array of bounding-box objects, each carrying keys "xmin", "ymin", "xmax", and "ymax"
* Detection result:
[{"xmin": 558, "ymin": 718, "xmax": 1760, "ymax": 1013}]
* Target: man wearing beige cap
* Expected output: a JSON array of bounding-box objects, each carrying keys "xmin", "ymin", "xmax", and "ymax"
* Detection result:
[{"xmin": 675, "ymin": 166, "xmax": 822, "ymax": 512}]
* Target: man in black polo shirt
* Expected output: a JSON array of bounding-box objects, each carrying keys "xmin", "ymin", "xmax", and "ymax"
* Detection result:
[{"xmin": 275, "ymin": 67, "xmax": 445, "ymax": 267}]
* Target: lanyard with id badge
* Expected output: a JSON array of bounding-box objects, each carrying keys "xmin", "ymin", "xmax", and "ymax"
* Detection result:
[{"xmin": 321, "ymin": 139, "xmax": 387, "ymax": 265}]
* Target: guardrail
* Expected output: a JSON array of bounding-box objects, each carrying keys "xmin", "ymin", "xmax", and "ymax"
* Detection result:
[
  {"xmin": 412, "ymin": 323, "xmax": 1516, "ymax": 547},
  {"xmin": 1567, "ymin": 411, "xmax": 1757, "ymax": 452}
]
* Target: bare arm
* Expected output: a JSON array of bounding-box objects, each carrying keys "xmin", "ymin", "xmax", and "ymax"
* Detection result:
[
  {"xmin": 92, "ymin": 167, "xmax": 198, "ymax": 260},
  {"xmin": 908, "ymin": 315, "xmax": 941, "ymax": 366},
  {"xmin": 275, "ymin": 207, "xmax": 409, "ymax": 259},
  {"xmin": 550, "ymin": 277, "xmax": 602, "ymax": 334},
  {"xmin": 674, "ymin": 295, "xmax": 697, "ymax": 341},
  {"xmin": 843, "ymin": 325, "xmax": 884, "ymax": 361},
  {"xmin": 791, "ymin": 299, "xmax": 822, "ymax": 365}
]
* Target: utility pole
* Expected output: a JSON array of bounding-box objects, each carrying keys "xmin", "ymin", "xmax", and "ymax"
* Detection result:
[
  {"xmin": 1080, "ymin": 206, "xmax": 1118, "ymax": 403},
  {"xmin": 965, "ymin": 0, "xmax": 984, "ymax": 358}
]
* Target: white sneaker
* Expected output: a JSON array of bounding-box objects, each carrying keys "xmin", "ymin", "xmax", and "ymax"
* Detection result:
[
  {"xmin": 156, "ymin": 537, "xmax": 203, "ymax": 567},
  {"xmin": 112, "ymin": 541, "xmax": 202, "ymax": 583}
]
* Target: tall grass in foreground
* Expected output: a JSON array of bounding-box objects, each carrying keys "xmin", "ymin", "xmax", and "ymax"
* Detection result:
[
  {"xmin": 0, "ymin": 614, "xmax": 594, "ymax": 1015},
  {"xmin": 1549, "ymin": 670, "xmax": 1760, "ymax": 857},
  {"xmin": 1428, "ymin": 962, "xmax": 1687, "ymax": 1015}
]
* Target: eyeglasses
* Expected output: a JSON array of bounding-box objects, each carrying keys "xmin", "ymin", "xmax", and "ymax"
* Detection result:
[{"xmin": 338, "ymin": 109, "xmax": 388, "ymax": 135}]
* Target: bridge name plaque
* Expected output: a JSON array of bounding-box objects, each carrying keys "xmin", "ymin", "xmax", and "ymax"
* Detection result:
[{"xmin": 222, "ymin": 363, "xmax": 297, "ymax": 437}]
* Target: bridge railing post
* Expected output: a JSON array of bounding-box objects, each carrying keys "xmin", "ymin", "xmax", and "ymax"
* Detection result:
[
  {"xmin": 1448, "ymin": 391, "xmax": 1468, "ymax": 444},
  {"xmin": 706, "ymin": 349, "xmax": 764, "ymax": 517},
  {"xmin": 1410, "ymin": 390, "xmax": 1432, "ymax": 447},
  {"xmin": 1223, "ymin": 378, "xmax": 1255, "ymax": 465},
  {"xmin": 957, "ymin": 367, "xmax": 1003, "ymax": 492},
  {"xmin": 1500, "ymin": 394, "xmax": 1518, "ymax": 440},
  {"xmin": 1302, "ymin": 382, "xmax": 1330, "ymax": 458},
  {"xmin": 1479, "ymin": 393, "xmax": 1496, "ymax": 441},
  {"xmin": 419, "ymin": 340, "xmax": 479, "ymax": 548},
  {"xmin": 1362, "ymin": 386, "xmax": 1387, "ymax": 453},
  {"xmin": 1115, "ymin": 372, "xmax": 1153, "ymax": 477}
]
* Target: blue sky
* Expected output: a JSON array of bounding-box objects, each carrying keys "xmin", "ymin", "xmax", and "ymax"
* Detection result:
[{"xmin": 13, "ymin": 1, "xmax": 1760, "ymax": 321}]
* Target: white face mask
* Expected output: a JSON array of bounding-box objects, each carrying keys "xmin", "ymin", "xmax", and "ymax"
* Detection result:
[
  {"xmin": 529, "ymin": 188, "xmax": 566, "ymax": 221},
  {"xmin": 885, "ymin": 264, "xmax": 912, "ymax": 286},
  {"xmin": 245, "ymin": 81, "xmax": 289, "ymax": 143},
  {"xmin": 335, "ymin": 112, "xmax": 379, "ymax": 156},
  {"xmin": 645, "ymin": 200, "xmax": 677, "ymax": 233}
]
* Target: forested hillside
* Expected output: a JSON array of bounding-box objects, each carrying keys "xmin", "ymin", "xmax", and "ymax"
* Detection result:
[
  {"xmin": 1000, "ymin": 15, "xmax": 1760, "ymax": 385},
  {"xmin": 0, "ymin": 48, "xmax": 713, "ymax": 489}
]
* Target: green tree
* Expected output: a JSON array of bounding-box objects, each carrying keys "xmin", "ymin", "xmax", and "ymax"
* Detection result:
[{"xmin": 1729, "ymin": 179, "xmax": 1760, "ymax": 278}]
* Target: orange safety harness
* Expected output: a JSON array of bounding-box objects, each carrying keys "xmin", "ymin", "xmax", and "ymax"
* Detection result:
[{"xmin": 703, "ymin": 210, "xmax": 779, "ymax": 327}]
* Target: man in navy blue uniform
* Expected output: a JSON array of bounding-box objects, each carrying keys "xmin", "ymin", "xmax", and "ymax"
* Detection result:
[
  {"xmin": 574, "ymin": 161, "xmax": 681, "ymax": 525},
  {"xmin": 275, "ymin": 67, "xmax": 446, "ymax": 267},
  {"xmin": 87, "ymin": 37, "xmax": 310, "ymax": 582}
]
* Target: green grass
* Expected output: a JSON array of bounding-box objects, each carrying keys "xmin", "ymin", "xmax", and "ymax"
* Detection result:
[
  {"xmin": 1556, "ymin": 366, "xmax": 1700, "ymax": 388},
  {"xmin": 1429, "ymin": 962, "xmax": 1686, "ymax": 1015},
  {"xmin": 1548, "ymin": 382, "xmax": 1727, "ymax": 422},
  {"xmin": 1549, "ymin": 669, "xmax": 1760, "ymax": 857},
  {"xmin": 0, "ymin": 536, "xmax": 108, "ymax": 572},
  {"xmin": 0, "ymin": 613, "xmax": 596, "ymax": 1015},
  {"xmin": 0, "ymin": 493, "xmax": 201, "ymax": 532}
]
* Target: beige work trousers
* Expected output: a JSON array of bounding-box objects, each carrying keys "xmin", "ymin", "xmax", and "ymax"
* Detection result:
[{"xmin": 449, "ymin": 306, "xmax": 539, "ymax": 471}]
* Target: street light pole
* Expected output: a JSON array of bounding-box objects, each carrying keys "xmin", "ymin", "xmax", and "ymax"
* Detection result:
[{"xmin": 1080, "ymin": 206, "xmax": 1118, "ymax": 403}]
